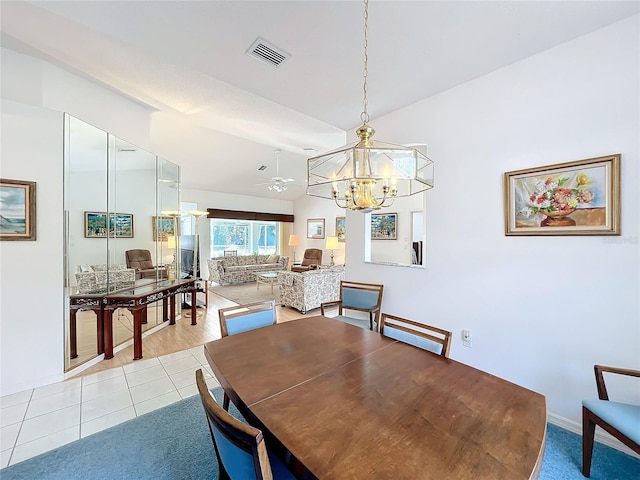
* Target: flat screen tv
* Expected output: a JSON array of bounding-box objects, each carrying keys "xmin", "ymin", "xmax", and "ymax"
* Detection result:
[{"xmin": 180, "ymin": 234, "xmax": 200, "ymax": 278}]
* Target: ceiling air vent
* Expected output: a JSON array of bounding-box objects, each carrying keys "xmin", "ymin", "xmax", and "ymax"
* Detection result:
[{"xmin": 247, "ymin": 38, "xmax": 290, "ymax": 68}]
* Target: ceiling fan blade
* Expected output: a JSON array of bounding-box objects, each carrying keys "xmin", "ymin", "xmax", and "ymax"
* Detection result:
[{"xmin": 282, "ymin": 178, "xmax": 295, "ymax": 183}]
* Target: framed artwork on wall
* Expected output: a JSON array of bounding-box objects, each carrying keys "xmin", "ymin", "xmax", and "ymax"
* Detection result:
[
  {"xmin": 84, "ymin": 212, "xmax": 134, "ymax": 238},
  {"xmin": 336, "ymin": 216, "xmax": 346, "ymax": 242},
  {"xmin": 504, "ymin": 154, "xmax": 621, "ymax": 236},
  {"xmin": 371, "ymin": 213, "xmax": 397, "ymax": 240},
  {"xmin": 307, "ymin": 218, "xmax": 325, "ymax": 239},
  {"xmin": 153, "ymin": 215, "xmax": 176, "ymax": 241},
  {"xmin": 0, "ymin": 178, "xmax": 36, "ymax": 241}
]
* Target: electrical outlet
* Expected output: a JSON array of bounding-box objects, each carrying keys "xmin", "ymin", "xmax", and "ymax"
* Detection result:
[{"xmin": 462, "ymin": 329, "xmax": 472, "ymax": 348}]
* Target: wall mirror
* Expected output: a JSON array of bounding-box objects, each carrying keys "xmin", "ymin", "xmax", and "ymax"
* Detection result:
[
  {"xmin": 364, "ymin": 192, "xmax": 425, "ymax": 267},
  {"xmin": 64, "ymin": 114, "xmax": 181, "ymax": 372}
]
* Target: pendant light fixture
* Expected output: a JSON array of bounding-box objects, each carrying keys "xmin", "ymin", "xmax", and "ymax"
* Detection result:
[{"xmin": 306, "ymin": 0, "xmax": 434, "ymax": 213}]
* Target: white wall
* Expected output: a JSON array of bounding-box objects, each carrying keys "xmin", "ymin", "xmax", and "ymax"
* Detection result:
[
  {"xmin": 292, "ymin": 193, "xmax": 346, "ymax": 266},
  {"xmin": 0, "ymin": 49, "xmax": 156, "ymax": 395},
  {"xmin": 345, "ymin": 16, "xmax": 640, "ymax": 426},
  {"xmin": 0, "ymin": 100, "xmax": 65, "ymax": 394}
]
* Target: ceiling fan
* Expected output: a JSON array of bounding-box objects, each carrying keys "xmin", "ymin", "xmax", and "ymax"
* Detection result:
[{"xmin": 254, "ymin": 149, "xmax": 295, "ymax": 192}]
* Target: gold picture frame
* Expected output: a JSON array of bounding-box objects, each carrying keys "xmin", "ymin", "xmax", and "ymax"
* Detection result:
[
  {"xmin": 307, "ymin": 218, "xmax": 325, "ymax": 239},
  {"xmin": 0, "ymin": 178, "xmax": 36, "ymax": 241},
  {"xmin": 153, "ymin": 215, "xmax": 177, "ymax": 241},
  {"xmin": 504, "ymin": 154, "xmax": 621, "ymax": 236},
  {"xmin": 336, "ymin": 216, "xmax": 346, "ymax": 242}
]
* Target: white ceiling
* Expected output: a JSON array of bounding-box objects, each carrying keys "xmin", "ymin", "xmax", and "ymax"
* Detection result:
[{"xmin": 2, "ymin": 1, "xmax": 638, "ymax": 200}]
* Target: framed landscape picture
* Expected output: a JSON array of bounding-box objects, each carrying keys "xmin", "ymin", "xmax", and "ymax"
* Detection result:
[
  {"xmin": 0, "ymin": 178, "xmax": 36, "ymax": 241},
  {"xmin": 336, "ymin": 216, "xmax": 346, "ymax": 242},
  {"xmin": 504, "ymin": 154, "xmax": 621, "ymax": 236},
  {"xmin": 371, "ymin": 213, "xmax": 397, "ymax": 240},
  {"xmin": 153, "ymin": 215, "xmax": 176, "ymax": 241},
  {"xmin": 307, "ymin": 218, "xmax": 325, "ymax": 239},
  {"xmin": 84, "ymin": 212, "xmax": 134, "ymax": 238}
]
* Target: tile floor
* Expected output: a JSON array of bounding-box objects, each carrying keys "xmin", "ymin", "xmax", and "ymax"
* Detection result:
[{"xmin": 0, "ymin": 345, "xmax": 220, "ymax": 469}]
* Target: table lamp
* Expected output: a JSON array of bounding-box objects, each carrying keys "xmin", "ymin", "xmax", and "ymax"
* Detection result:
[
  {"xmin": 325, "ymin": 236, "xmax": 339, "ymax": 266},
  {"xmin": 288, "ymin": 234, "xmax": 299, "ymax": 263}
]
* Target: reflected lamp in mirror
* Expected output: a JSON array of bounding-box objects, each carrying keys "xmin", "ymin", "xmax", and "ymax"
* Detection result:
[
  {"xmin": 325, "ymin": 236, "xmax": 339, "ymax": 266},
  {"xmin": 288, "ymin": 234, "xmax": 300, "ymax": 263}
]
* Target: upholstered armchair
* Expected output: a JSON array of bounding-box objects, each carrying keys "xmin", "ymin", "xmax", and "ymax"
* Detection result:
[
  {"xmin": 125, "ymin": 249, "xmax": 167, "ymax": 280},
  {"xmin": 291, "ymin": 248, "xmax": 322, "ymax": 272}
]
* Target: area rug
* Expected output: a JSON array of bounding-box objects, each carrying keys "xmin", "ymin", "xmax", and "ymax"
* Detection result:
[
  {"xmin": 1, "ymin": 386, "xmax": 638, "ymax": 480},
  {"xmin": 209, "ymin": 281, "xmax": 277, "ymax": 305}
]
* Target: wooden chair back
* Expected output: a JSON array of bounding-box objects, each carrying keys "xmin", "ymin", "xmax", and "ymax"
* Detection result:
[
  {"xmin": 195, "ymin": 369, "xmax": 273, "ymax": 480},
  {"xmin": 379, "ymin": 313, "xmax": 452, "ymax": 357},
  {"xmin": 218, "ymin": 300, "xmax": 277, "ymax": 338},
  {"xmin": 582, "ymin": 365, "xmax": 640, "ymax": 477},
  {"xmin": 340, "ymin": 281, "xmax": 384, "ymax": 330}
]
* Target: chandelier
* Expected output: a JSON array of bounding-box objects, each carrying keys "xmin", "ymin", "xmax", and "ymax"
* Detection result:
[{"xmin": 306, "ymin": 0, "xmax": 434, "ymax": 213}]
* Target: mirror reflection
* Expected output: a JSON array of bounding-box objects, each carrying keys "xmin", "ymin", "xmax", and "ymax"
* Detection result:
[
  {"xmin": 365, "ymin": 192, "xmax": 425, "ymax": 267},
  {"xmin": 64, "ymin": 115, "xmax": 181, "ymax": 372}
]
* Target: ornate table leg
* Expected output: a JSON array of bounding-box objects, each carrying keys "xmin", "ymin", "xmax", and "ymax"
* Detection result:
[
  {"xmin": 170, "ymin": 293, "xmax": 176, "ymax": 325},
  {"xmin": 103, "ymin": 309, "xmax": 114, "ymax": 360},
  {"xmin": 96, "ymin": 307, "xmax": 104, "ymax": 355},
  {"xmin": 191, "ymin": 285, "xmax": 197, "ymax": 325},
  {"xmin": 133, "ymin": 307, "xmax": 144, "ymax": 360},
  {"xmin": 70, "ymin": 309, "xmax": 78, "ymax": 359}
]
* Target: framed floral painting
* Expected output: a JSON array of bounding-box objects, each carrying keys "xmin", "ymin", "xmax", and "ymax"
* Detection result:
[{"xmin": 504, "ymin": 154, "xmax": 620, "ymax": 236}]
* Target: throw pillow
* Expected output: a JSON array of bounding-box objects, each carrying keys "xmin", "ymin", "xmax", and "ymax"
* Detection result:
[{"xmin": 266, "ymin": 254, "xmax": 280, "ymax": 264}]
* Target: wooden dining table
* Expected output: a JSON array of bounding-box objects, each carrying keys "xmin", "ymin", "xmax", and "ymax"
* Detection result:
[{"xmin": 204, "ymin": 316, "xmax": 547, "ymax": 480}]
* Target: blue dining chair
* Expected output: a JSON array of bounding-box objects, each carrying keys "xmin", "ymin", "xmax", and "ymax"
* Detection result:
[
  {"xmin": 217, "ymin": 299, "xmax": 277, "ymax": 409},
  {"xmin": 195, "ymin": 369, "xmax": 296, "ymax": 480},
  {"xmin": 582, "ymin": 365, "xmax": 640, "ymax": 477},
  {"xmin": 218, "ymin": 299, "xmax": 277, "ymax": 338},
  {"xmin": 321, "ymin": 280, "xmax": 383, "ymax": 331},
  {"xmin": 379, "ymin": 313, "xmax": 452, "ymax": 357}
]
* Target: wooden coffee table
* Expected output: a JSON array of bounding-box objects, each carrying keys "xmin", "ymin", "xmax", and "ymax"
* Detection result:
[{"xmin": 255, "ymin": 271, "xmax": 278, "ymax": 293}]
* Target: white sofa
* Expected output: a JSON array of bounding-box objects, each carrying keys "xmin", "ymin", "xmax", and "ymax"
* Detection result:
[
  {"xmin": 277, "ymin": 266, "xmax": 345, "ymax": 314},
  {"xmin": 74, "ymin": 264, "xmax": 136, "ymax": 294},
  {"xmin": 208, "ymin": 254, "xmax": 289, "ymax": 285}
]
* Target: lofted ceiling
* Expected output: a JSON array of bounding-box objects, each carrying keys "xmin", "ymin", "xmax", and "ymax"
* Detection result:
[{"xmin": 1, "ymin": 1, "xmax": 638, "ymax": 201}]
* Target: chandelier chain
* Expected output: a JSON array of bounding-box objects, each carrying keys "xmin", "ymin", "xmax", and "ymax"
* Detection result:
[{"xmin": 360, "ymin": 0, "xmax": 370, "ymax": 125}]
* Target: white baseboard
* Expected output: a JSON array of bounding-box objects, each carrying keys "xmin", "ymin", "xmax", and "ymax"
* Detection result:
[{"xmin": 548, "ymin": 412, "xmax": 639, "ymax": 459}]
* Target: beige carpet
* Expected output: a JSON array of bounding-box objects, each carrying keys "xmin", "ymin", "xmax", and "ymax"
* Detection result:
[{"xmin": 209, "ymin": 281, "xmax": 278, "ymax": 305}]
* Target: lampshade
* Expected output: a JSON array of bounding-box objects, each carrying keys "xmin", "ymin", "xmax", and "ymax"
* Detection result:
[
  {"xmin": 167, "ymin": 236, "xmax": 176, "ymax": 249},
  {"xmin": 187, "ymin": 210, "xmax": 208, "ymax": 217},
  {"xmin": 306, "ymin": 0, "xmax": 434, "ymax": 213},
  {"xmin": 288, "ymin": 234, "xmax": 300, "ymax": 246},
  {"xmin": 325, "ymin": 236, "xmax": 339, "ymax": 250}
]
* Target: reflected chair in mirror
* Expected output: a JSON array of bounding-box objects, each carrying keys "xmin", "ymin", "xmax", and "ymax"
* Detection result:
[
  {"xmin": 379, "ymin": 313, "xmax": 451, "ymax": 357},
  {"xmin": 195, "ymin": 369, "xmax": 295, "ymax": 480},
  {"xmin": 217, "ymin": 299, "xmax": 277, "ymax": 409},
  {"xmin": 125, "ymin": 249, "xmax": 167, "ymax": 280},
  {"xmin": 582, "ymin": 365, "xmax": 640, "ymax": 477},
  {"xmin": 321, "ymin": 280, "xmax": 383, "ymax": 331},
  {"xmin": 290, "ymin": 248, "xmax": 322, "ymax": 272}
]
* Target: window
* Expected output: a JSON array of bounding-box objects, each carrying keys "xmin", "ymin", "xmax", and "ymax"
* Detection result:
[{"xmin": 210, "ymin": 219, "xmax": 278, "ymax": 257}]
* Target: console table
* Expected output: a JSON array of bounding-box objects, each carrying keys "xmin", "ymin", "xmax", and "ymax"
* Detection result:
[{"xmin": 69, "ymin": 278, "xmax": 197, "ymax": 361}]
